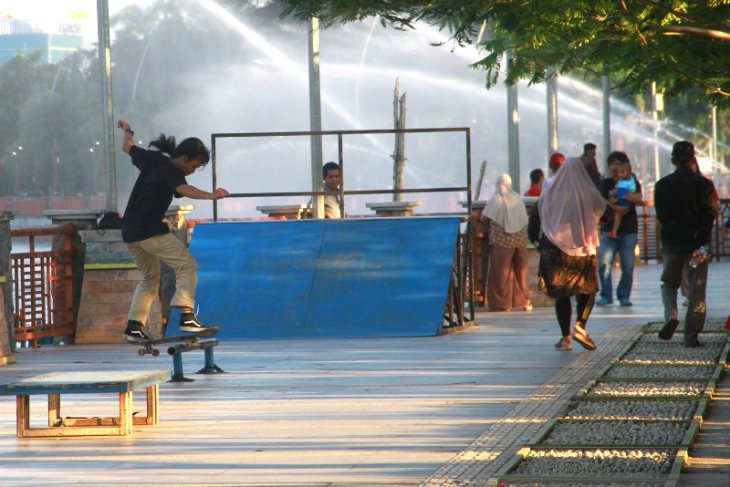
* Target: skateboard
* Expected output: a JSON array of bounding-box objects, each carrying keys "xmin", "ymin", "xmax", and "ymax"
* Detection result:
[{"xmin": 136, "ymin": 327, "xmax": 220, "ymax": 357}]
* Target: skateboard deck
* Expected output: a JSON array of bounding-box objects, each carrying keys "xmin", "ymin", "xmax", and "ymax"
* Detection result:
[{"xmin": 136, "ymin": 327, "xmax": 220, "ymax": 357}]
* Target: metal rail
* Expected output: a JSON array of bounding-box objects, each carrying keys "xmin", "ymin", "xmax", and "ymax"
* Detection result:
[
  {"xmin": 210, "ymin": 127, "xmax": 472, "ymax": 222},
  {"xmin": 10, "ymin": 224, "xmax": 75, "ymax": 348}
]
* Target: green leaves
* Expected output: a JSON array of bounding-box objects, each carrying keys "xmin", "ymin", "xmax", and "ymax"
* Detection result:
[{"xmin": 271, "ymin": 0, "xmax": 730, "ymax": 107}]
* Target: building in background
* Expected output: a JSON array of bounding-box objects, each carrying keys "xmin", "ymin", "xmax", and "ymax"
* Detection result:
[{"xmin": 0, "ymin": 15, "xmax": 83, "ymax": 64}]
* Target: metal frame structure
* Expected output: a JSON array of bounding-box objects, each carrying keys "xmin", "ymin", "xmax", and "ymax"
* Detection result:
[
  {"xmin": 209, "ymin": 127, "xmax": 475, "ymax": 325},
  {"xmin": 209, "ymin": 127, "xmax": 472, "ymax": 221}
]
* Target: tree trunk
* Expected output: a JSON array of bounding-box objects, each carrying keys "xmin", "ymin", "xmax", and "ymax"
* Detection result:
[
  {"xmin": 474, "ymin": 160, "xmax": 487, "ymax": 200},
  {"xmin": 392, "ymin": 78, "xmax": 407, "ymax": 202}
]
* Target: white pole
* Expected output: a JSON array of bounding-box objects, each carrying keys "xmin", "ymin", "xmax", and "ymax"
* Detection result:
[
  {"xmin": 711, "ymin": 106, "xmax": 718, "ymax": 170},
  {"xmin": 651, "ymin": 82, "xmax": 660, "ymax": 181},
  {"xmin": 308, "ymin": 17, "xmax": 324, "ymax": 219},
  {"xmin": 546, "ymin": 71, "xmax": 558, "ymax": 156},
  {"xmin": 506, "ymin": 50, "xmax": 520, "ymax": 187},
  {"xmin": 602, "ymin": 75, "xmax": 611, "ymax": 160},
  {"xmin": 97, "ymin": 0, "xmax": 117, "ymax": 211}
]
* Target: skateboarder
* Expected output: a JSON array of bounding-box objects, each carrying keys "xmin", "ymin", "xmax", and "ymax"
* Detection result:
[{"xmin": 116, "ymin": 119, "xmax": 229, "ymax": 342}]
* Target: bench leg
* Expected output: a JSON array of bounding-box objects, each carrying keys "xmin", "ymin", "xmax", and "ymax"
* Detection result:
[
  {"xmin": 147, "ymin": 385, "xmax": 159, "ymax": 425},
  {"xmin": 48, "ymin": 394, "xmax": 61, "ymax": 427},
  {"xmin": 16, "ymin": 395, "xmax": 29, "ymax": 438},
  {"xmin": 119, "ymin": 391, "xmax": 132, "ymax": 435}
]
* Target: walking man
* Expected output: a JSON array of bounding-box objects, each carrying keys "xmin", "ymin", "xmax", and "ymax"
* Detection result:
[
  {"xmin": 655, "ymin": 141, "xmax": 715, "ymax": 347},
  {"xmin": 596, "ymin": 152, "xmax": 643, "ymax": 307}
]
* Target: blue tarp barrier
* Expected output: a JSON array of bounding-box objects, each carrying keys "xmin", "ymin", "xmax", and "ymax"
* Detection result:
[{"xmin": 185, "ymin": 217, "xmax": 461, "ymax": 340}]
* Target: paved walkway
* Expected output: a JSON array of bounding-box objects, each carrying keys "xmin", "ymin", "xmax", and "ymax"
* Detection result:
[{"xmin": 0, "ymin": 262, "xmax": 729, "ymax": 486}]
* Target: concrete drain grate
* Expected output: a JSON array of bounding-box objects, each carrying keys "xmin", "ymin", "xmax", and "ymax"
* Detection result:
[{"xmin": 491, "ymin": 321, "xmax": 729, "ymax": 486}]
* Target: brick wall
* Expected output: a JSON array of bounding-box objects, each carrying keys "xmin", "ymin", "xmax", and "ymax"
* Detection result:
[{"xmin": 75, "ymin": 267, "xmax": 162, "ymax": 344}]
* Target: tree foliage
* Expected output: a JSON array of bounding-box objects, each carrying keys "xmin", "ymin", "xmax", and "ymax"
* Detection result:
[
  {"xmin": 0, "ymin": 0, "xmax": 245, "ymax": 198},
  {"xmin": 273, "ymin": 0, "xmax": 730, "ymax": 107}
]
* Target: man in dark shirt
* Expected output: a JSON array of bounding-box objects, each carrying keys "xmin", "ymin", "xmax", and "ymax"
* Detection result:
[
  {"xmin": 596, "ymin": 152, "xmax": 643, "ymax": 307},
  {"xmin": 655, "ymin": 141, "xmax": 715, "ymax": 347},
  {"xmin": 117, "ymin": 119, "xmax": 230, "ymax": 342}
]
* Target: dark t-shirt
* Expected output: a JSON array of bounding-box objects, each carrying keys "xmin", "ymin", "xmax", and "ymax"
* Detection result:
[
  {"xmin": 121, "ymin": 145, "xmax": 186, "ymax": 243},
  {"xmin": 654, "ymin": 166, "xmax": 715, "ymax": 253},
  {"xmin": 599, "ymin": 175, "xmax": 642, "ymax": 235}
]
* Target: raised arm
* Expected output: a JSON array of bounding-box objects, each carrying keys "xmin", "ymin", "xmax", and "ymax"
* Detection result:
[{"xmin": 116, "ymin": 119, "xmax": 135, "ymax": 154}]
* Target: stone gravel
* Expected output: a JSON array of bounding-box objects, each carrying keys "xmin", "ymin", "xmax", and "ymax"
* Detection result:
[
  {"xmin": 540, "ymin": 420, "xmax": 690, "ymax": 446},
  {"xmin": 500, "ymin": 481, "xmax": 666, "ymax": 487},
  {"xmin": 618, "ymin": 355, "xmax": 718, "ymax": 366},
  {"xmin": 500, "ymin": 478, "xmax": 667, "ymax": 487},
  {"xmin": 564, "ymin": 400, "xmax": 699, "ymax": 421},
  {"xmin": 512, "ymin": 448, "xmax": 675, "ymax": 477},
  {"xmin": 586, "ymin": 381, "xmax": 706, "ymax": 397},
  {"xmin": 603, "ymin": 365, "xmax": 716, "ymax": 380},
  {"xmin": 499, "ymin": 318, "xmax": 726, "ymax": 485}
]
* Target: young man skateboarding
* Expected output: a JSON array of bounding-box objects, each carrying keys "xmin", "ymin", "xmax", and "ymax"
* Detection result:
[{"xmin": 116, "ymin": 119, "xmax": 229, "ymax": 342}]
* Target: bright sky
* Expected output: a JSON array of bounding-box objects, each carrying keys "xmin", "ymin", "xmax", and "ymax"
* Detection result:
[{"xmin": 0, "ymin": 0, "xmax": 153, "ymax": 44}]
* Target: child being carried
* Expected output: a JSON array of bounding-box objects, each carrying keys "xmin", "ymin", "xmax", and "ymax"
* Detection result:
[{"xmin": 608, "ymin": 162, "xmax": 637, "ymax": 239}]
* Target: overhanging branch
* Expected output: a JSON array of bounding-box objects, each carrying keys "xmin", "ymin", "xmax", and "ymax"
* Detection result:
[{"xmin": 662, "ymin": 25, "xmax": 730, "ymax": 41}]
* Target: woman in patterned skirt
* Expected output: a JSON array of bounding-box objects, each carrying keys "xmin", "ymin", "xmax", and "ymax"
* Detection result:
[
  {"xmin": 528, "ymin": 157, "xmax": 606, "ymax": 351},
  {"xmin": 481, "ymin": 174, "xmax": 531, "ymax": 311}
]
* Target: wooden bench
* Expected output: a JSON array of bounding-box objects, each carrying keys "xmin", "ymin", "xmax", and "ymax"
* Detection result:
[{"xmin": 0, "ymin": 370, "xmax": 171, "ymax": 437}]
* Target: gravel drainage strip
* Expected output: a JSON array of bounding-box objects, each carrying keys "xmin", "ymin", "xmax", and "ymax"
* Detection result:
[
  {"xmin": 491, "ymin": 321, "xmax": 727, "ymax": 486},
  {"xmin": 578, "ymin": 379, "xmax": 713, "ymax": 398},
  {"xmin": 495, "ymin": 447, "xmax": 685, "ymax": 481},
  {"xmin": 563, "ymin": 398, "xmax": 706, "ymax": 421},
  {"xmin": 530, "ymin": 418, "xmax": 700, "ymax": 448},
  {"xmin": 600, "ymin": 364, "xmax": 722, "ymax": 381}
]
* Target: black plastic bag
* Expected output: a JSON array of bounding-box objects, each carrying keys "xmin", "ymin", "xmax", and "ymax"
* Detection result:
[{"xmin": 98, "ymin": 212, "xmax": 123, "ymax": 230}]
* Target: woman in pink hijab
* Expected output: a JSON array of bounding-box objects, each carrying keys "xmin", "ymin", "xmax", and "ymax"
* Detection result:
[
  {"xmin": 481, "ymin": 174, "xmax": 531, "ymax": 311},
  {"xmin": 527, "ymin": 157, "xmax": 607, "ymax": 351}
]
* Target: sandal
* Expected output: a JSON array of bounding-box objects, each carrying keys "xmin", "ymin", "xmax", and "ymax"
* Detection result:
[
  {"xmin": 554, "ymin": 338, "xmax": 572, "ymax": 351},
  {"xmin": 572, "ymin": 324, "xmax": 597, "ymax": 351}
]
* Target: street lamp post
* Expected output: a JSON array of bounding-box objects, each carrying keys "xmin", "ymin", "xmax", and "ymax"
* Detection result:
[
  {"xmin": 97, "ymin": 0, "xmax": 117, "ymax": 212},
  {"xmin": 308, "ymin": 17, "xmax": 324, "ymax": 219}
]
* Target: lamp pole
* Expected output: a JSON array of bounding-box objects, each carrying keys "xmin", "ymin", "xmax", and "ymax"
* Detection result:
[
  {"xmin": 546, "ymin": 70, "xmax": 558, "ymax": 156},
  {"xmin": 308, "ymin": 17, "xmax": 324, "ymax": 219},
  {"xmin": 602, "ymin": 75, "xmax": 611, "ymax": 158},
  {"xmin": 506, "ymin": 49, "xmax": 520, "ymax": 187},
  {"xmin": 97, "ymin": 0, "xmax": 117, "ymax": 211}
]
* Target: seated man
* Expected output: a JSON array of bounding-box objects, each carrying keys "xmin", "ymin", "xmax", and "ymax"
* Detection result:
[{"xmin": 313, "ymin": 161, "xmax": 344, "ymax": 218}]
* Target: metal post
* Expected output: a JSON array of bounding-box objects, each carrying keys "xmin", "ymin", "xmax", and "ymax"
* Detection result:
[
  {"xmin": 172, "ymin": 353, "xmax": 185, "ymax": 381},
  {"xmin": 546, "ymin": 71, "xmax": 559, "ymax": 156},
  {"xmin": 97, "ymin": 0, "xmax": 117, "ymax": 212},
  {"xmin": 711, "ymin": 106, "xmax": 718, "ymax": 169},
  {"xmin": 308, "ymin": 17, "xmax": 324, "ymax": 219},
  {"xmin": 651, "ymin": 82, "xmax": 660, "ymax": 181},
  {"xmin": 602, "ymin": 75, "xmax": 611, "ymax": 159},
  {"xmin": 506, "ymin": 50, "xmax": 520, "ymax": 186}
]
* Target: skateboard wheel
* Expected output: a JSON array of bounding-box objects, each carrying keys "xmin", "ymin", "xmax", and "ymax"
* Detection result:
[
  {"xmin": 137, "ymin": 348, "xmax": 145, "ymax": 356},
  {"xmin": 152, "ymin": 349, "xmax": 160, "ymax": 357}
]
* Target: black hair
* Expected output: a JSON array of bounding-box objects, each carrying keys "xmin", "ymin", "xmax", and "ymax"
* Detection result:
[
  {"xmin": 607, "ymin": 151, "xmax": 630, "ymax": 165},
  {"xmin": 149, "ymin": 133, "xmax": 210, "ymax": 167},
  {"xmin": 529, "ymin": 168, "xmax": 544, "ymax": 184},
  {"xmin": 323, "ymin": 161, "xmax": 340, "ymax": 178},
  {"xmin": 671, "ymin": 141, "xmax": 695, "ymax": 165},
  {"xmin": 583, "ymin": 142, "xmax": 597, "ymax": 154}
]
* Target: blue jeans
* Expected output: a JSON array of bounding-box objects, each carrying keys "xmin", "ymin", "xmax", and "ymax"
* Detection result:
[{"xmin": 597, "ymin": 231, "xmax": 637, "ymax": 303}]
